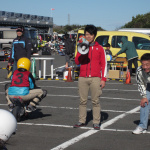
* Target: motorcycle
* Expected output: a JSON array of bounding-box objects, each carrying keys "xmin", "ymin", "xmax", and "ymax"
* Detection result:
[
  {"xmin": 9, "ymin": 97, "xmax": 30, "ymax": 122},
  {"xmin": 5, "ymin": 83, "xmax": 47, "ymax": 122}
]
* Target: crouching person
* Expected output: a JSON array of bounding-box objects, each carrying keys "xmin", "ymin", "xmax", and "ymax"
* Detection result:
[
  {"xmin": 5, "ymin": 57, "xmax": 47, "ymax": 112},
  {"xmin": 132, "ymin": 53, "xmax": 150, "ymax": 134}
]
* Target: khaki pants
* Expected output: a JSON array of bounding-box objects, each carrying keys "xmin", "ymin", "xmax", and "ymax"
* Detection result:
[
  {"xmin": 78, "ymin": 77, "xmax": 102, "ymax": 124},
  {"xmin": 6, "ymin": 89, "xmax": 43, "ymax": 107}
]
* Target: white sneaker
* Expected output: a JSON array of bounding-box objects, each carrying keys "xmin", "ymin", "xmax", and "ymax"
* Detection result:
[{"xmin": 132, "ymin": 126, "xmax": 147, "ymax": 134}]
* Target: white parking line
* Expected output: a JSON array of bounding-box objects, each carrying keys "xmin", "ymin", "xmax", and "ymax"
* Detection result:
[
  {"xmin": 0, "ymin": 91, "xmax": 140, "ymax": 101},
  {"xmin": 39, "ymin": 85, "xmax": 138, "ymax": 92},
  {"xmin": 102, "ymin": 128, "xmax": 150, "ymax": 133},
  {"xmin": 0, "ymin": 83, "xmax": 138, "ymax": 92},
  {"xmin": 0, "ymin": 81, "xmax": 10, "ymax": 84},
  {"xmin": 38, "ymin": 80, "xmax": 137, "ymax": 85},
  {"xmin": 0, "ymin": 104, "xmax": 140, "ymax": 114},
  {"xmin": 46, "ymin": 94, "xmax": 140, "ymax": 101},
  {"xmin": 17, "ymin": 123, "xmax": 150, "ymax": 134},
  {"xmin": 50, "ymin": 106, "xmax": 140, "ymax": 150}
]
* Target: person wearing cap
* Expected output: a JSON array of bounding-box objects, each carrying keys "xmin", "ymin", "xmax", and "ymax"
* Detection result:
[{"xmin": 7, "ymin": 26, "xmax": 32, "ymax": 72}]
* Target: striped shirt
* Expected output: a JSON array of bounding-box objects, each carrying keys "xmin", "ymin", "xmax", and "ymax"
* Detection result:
[{"xmin": 136, "ymin": 66, "xmax": 150, "ymax": 98}]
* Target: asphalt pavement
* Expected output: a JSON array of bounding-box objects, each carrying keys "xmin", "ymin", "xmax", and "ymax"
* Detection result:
[{"xmin": 0, "ymin": 54, "xmax": 150, "ymax": 150}]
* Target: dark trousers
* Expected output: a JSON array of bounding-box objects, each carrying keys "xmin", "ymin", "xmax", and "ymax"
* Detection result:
[
  {"xmin": 128, "ymin": 58, "xmax": 138, "ymax": 76},
  {"xmin": 65, "ymin": 54, "xmax": 73, "ymax": 67},
  {"xmin": 12, "ymin": 60, "xmax": 17, "ymax": 73}
]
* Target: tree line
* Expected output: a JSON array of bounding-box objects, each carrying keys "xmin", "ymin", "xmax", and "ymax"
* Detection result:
[
  {"xmin": 53, "ymin": 12, "xmax": 150, "ymax": 33},
  {"xmin": 53, "ymin": 24, "xmax": 104, "ymax": 34},
  {"xmin": 121, "ymin": 12, "xmax": 150, "ymax": 28}
]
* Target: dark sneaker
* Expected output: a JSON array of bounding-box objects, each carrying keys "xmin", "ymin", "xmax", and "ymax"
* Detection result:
[
  {"xmin": 26, "ymin": 105, "xmax": 36, "ymax": 113},
  {"xmin": 41, "ymin": 89, "xmax": 47, "ymax": 100},
  {"xmin": 8, "ymin": 104, "xmax": 14, "ymax": 112},
  {"xmin": 73, "ymin": 122, "xmax": 86, "ymax": 128},
  {"xmin": 0, "ymin": 139, "xmax": 7, "ymax": 150},
  {"xmin": 93, "ymin": 124, "xmax": 100, "ymax": 130}
]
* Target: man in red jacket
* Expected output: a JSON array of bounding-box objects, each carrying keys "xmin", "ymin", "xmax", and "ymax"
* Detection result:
[{"xmin": 74, "ymin": 25, "xmax": 107, "ymax": 130}]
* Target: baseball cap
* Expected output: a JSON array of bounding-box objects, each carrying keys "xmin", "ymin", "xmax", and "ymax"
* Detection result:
[{"xmin": 16, "ymin": 26, "xmax": 24, "ymax": 32}]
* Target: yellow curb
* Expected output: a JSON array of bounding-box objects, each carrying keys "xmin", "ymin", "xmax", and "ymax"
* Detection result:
[
  {"xmin": 40, "ymin": 78, "xmax": 44, "ymax": 80},
  {"xmin": 119, "ymin": 80, "xmax": 123, "ymax": 82}
]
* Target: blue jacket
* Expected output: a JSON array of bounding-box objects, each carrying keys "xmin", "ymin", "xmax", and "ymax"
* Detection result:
[{"xmin": 9, "ymin": 36, "xmax": 31, "ymax": 63}]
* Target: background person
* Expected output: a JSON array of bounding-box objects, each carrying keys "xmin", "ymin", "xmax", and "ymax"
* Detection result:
[
  {"xmin": 105, "ymin": 43, "xmax": 112, "ymax": 56},
  {"xmin": 132, "ymin": 53, "xmax": 150, "ymax": 134},
  {"xmin": 74, "ymin": 25, "xmax": 107, "ymax": 130},
  {"xmin": 105, "ymin": 43, "xmax": 112, "ymax": 79},
  {"xmin": 7, "ymin": 26, "xmax": 32, "ymax": 72},
  {"xmin": 6, "ymin": 57, "xmax": 47, "ymax": 112},
  {"xmin": 64, "ymin": 34, "xmax": 75, "ymax": 68},
  {"xmin": 114, "ymin": 36, "xmax": 138, "ymax": 76}
]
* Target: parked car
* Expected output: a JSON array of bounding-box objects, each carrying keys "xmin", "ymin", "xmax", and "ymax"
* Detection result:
[{"xmin": 75, "ymin": 30, "xmax": 150, "ymax": 67}]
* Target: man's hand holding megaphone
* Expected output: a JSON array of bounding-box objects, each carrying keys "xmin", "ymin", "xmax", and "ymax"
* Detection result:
[{"xmin": 77, "ymin": 40, "xmax": 89, "ymax": 55}]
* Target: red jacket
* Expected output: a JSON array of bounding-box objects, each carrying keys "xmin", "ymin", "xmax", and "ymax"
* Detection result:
[{"xmin": 75, "ymin": 41, "xmax": 107, "ymax": 81}]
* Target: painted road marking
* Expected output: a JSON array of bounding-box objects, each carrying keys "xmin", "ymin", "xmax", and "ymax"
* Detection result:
[
  {"xmin": 37, "ymin": 85, "xmax": 139, "ymax": 92},
  {"xmin": 0, "ymin": 91, "xmax": 140, "ymax": 101},
  {"xmin": 0, "ymin": 81, "xmax": 10, "ymax": 84},
  {"xmin": 0, "ymin": 92, "xmax": 140, "ymax": 102},
  {"xmin": 17, "ymin": 123, "xmax": 150, "ymax": 134},
  {"xmin": 38, "ymin": 80, "xmax": 138, "ymax": 85},
  {"xmin": 0, "ymin": 82, "xmax": 137, "ymax": 91},
  {"xmin": 0, "ymin": 104, "xmax": 140, "ymax": 113},
  {"xmin": 50, "ymin": 106, "xmax": 140, "ymax": 150}
]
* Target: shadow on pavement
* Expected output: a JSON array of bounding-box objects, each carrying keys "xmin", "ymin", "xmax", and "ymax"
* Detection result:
[
  {"xmin": 20, "ymin": 108, "xmax": 51, "ymax": 121},
  {"xmin": 133, "ymin": 120, "xmax": 150, "ymax": 126},
  {"xmin": 85, "ymin": 110, "xmax": 108, "ymax": 125}
]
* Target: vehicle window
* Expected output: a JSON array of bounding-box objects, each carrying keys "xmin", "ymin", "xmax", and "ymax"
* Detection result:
[
  {"xmin": 111, "ymin": 36, "xmax": 128, "ymax": 48},
  {"xmin": 24, "ymin": 30, "xmax": 31, "ymax": 39},
  {"xmin": 0, "ymin": 31, "xmax": 3, "ymax": 39},
  {"xmin": 30, "ymin": 30, "xmax": 37, "ymax": 39},
  {"xmin": 95, "ymin": 36, "xmax": 109, "ymax": 46},
  {"xmin": 132, "ymin": 37, "xmax": 150, "ymax": 50},
  {"xmin": 3, "ymin": 31, "xmax": 16, "ymax": 39}
]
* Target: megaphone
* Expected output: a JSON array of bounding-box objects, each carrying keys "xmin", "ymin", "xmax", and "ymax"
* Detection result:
[{"xmin": 77, "ymin": 40, "xmax": 89, "ymax": 55}]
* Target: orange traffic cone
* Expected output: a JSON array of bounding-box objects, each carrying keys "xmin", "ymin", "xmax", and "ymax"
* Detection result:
[
  {"xmin": 124, "ymin": 69, "xmax": 132, "ymax": 84},
  {"xmin": 65, "ymin": 67, "xmax": 73, "ymax": 82}
]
